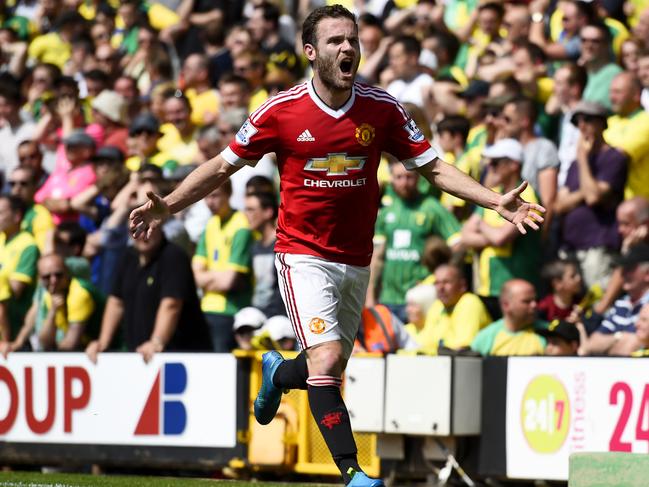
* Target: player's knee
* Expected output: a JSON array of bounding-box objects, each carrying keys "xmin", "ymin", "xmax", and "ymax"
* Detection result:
[{"xmin": 306, "ymin": 341, "xmax": 345, "ymax": 376}]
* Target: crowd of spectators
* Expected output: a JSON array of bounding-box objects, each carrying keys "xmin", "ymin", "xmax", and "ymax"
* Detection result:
[{"xmin": 0, "ymin": 0, "xmax": 648, "ymax": 362}]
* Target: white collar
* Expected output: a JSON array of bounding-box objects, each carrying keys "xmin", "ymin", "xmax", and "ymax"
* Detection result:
[{"xmin": 307, "ymin": 79, "xmax": 355, "ymax": 119}]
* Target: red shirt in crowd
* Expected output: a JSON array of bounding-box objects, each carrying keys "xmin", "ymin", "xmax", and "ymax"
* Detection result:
[{"xmin": 537, "ymin": 294, "xmax": 573, "ymax": 322}]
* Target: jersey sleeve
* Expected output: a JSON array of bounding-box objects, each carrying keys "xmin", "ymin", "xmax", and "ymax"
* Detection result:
[
  {"xmin": 382, "ymin": 101, "xmax": 439, "ymax": 170},
  {"xmin": 221, "ymin": 106, "xmax": 279, "ymax": 167}
]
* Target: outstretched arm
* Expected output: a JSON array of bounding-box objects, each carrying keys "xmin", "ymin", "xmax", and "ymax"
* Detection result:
[
  {"xmin": 416, "ymin": 158, "xmax": 545, "ymax": 233},
  {"xmin": 129, "ymin": 154, "xmax": 240, "ymax": 240}
]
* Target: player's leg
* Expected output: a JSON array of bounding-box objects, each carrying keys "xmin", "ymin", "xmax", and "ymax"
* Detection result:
[
  {"xmin": 273, "ymin": 350, "xmax": 308, "ymax": 389},
  {"xmin": 306, "ymin": 340, "xmax": 382, "ymax": 486},
  {"xmin": 316, "ymin": 261, "xmax": 383, "ymax": 486},
  {"xmin": 255, "ymin": 254, "xmax": 382, "ymax": 485},
  {"xmin": 306, "ymin": 339, "xmax": 361, "ymax": 484},
  {"xmin": 254, "ymin": 253, "xmax": 335, "ymax": 424}
]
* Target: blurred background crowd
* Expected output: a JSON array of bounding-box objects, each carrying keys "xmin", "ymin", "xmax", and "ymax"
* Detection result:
[{"xmin": 0, "ymin": 0, "xmax": 648, "ymax": 362}]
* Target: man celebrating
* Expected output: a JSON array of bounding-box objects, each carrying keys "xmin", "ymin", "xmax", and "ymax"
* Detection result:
[{"xmin": 129, "ymin": 6, "xmax": 544, "ymax": 486}]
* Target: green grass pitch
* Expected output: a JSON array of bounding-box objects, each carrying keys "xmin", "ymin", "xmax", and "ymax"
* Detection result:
[{"xmin": 0, "ymin": 472, "xmax": 332, "ymax": 487}]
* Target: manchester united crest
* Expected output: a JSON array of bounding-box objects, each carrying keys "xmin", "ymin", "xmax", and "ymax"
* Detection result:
[
  {"xmin": 309, "ymin": 317, "xmax": 326, "ymax": 334},
  {"xmin": 355, "ymin": 123, "xmax": 375, "ymax": 147}
]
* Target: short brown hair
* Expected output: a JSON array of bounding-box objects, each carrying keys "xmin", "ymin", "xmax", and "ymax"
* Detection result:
[{"xmin": 301, "ymin": 4, "xmax": 356, "ymax": 48}]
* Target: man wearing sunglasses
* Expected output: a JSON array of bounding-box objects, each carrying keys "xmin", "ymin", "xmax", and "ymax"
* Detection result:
[
  {"xmin": 125, "ymin": 113, "xmax": 178, "ymax": 177},
  {"xmin": 8, "ymin": 253, "xmax": 103, "ymax": 353}
]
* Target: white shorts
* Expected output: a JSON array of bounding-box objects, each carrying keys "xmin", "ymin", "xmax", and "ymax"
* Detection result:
[{"xmin": 275, "ymin": 253, "xmax": 370, "ymax": 359}]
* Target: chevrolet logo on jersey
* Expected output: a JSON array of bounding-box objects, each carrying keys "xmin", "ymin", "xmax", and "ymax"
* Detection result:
[{"xmin": 304, "ymin": 153, "xmax": 366, "ymax": 176}]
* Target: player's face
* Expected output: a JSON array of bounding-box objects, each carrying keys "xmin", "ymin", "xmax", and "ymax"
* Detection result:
[{"xmin": 310, "ymin": 17, "xmax": 360, "ymax": 91}]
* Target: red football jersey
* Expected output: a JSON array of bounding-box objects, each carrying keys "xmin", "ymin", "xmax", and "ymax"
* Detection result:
[{"xmin": 222, "ymin": 80, "xmax": 438, "ymax": 267}]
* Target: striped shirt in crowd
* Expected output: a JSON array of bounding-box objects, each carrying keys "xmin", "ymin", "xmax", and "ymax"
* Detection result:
[{"xmin": 597, "ymin": 290, "xmax": 649, "ymax": 334}]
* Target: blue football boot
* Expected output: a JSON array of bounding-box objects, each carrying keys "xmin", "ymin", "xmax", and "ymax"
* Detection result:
[
  {"xmin": 253, "ymin": 350, "xmax": 285, "ymax": 425},
  {"xmin": 347, "ymin": 469, "xmax": 385, "ymax": 487}
]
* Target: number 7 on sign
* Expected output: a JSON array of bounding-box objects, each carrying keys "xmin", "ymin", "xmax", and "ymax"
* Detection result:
[{"xmin": 555, "ymin": 399, "xmax": 565, "ymax": 431}]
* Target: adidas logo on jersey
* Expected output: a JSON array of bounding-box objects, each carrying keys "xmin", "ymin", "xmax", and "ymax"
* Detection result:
[{"xmin": 297, "ymin": 129, "xmax": 315, "ymax": 142}]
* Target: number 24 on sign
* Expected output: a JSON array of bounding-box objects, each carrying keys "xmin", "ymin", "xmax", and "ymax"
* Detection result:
[
  {"xmin": 609, "ymin": 382, "xmax": 649, "ymax": 452},
  {"xmin": 524, "ymin": 394, "xmax": 567, "ymax": 433}
]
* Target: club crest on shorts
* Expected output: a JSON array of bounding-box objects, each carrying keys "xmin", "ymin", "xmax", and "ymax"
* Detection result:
[
  {"xmin": 309, "ymin": 317, "xmax": 326, "ymax": 334},
  {"xmin": 355, "ymin": 123, "xmax": 375, "ymax": 146}
]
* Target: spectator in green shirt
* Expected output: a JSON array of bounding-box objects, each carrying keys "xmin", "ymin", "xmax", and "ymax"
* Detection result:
[
  {"xmin": 580, "ymin": 22, "xmax": 622, "ymax": 110},
  {"xmin": 471, "ymin": 279, "xmax": 548, "ymax": 356},
  {"xmin": 367, "ymin": 161, "xmax": 461, "ymax": 323}
]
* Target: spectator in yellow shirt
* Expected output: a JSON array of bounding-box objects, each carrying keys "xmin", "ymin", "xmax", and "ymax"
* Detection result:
[
  {"xmin": 11, "ymin": 253, "xmax": 104, "ymax": 352},
  {"xmin": 157, "ymin": 90, "xmax": 199, "ymax": 165},
  {"xmin": 604, "ymin": 72, "xmax": 649, "ymax": 200},
  {"xmin": 28, "ymin": 11, "xmax": 86, "ymax": 69},
  {"xmin": 182, "ymin": 53, "xmax": 219, "ymax": 127},
  {"xmin": 411, "ymin": 263, "xmax": 491, "ymax": 354}
]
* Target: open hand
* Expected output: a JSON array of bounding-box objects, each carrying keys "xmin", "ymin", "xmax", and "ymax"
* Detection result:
[
  {"xmin": 129, "ymin": 191, "xmax": 169, "ymax": 240},
  {"xmin": 496, "ymin": 181, "xmax": 546, "ymax": 234}
]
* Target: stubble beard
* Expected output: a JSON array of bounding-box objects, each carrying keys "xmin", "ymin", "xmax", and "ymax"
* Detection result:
[{"xmin": 314, "ymin": 54, "xmax": 355, "ymax": 92}]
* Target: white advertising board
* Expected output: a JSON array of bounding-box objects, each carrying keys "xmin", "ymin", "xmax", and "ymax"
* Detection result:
[
  {"xmin": 344, "ymin": 357, "xmax": 385, "ymax": 432},
  {"xmin": 384, "ymin": 355, "xmax": 452, "ymax": 435},
  {"xmin": 0, "ymin": 353, "xmax": 237, "ymax": 447},
  {"xmin": 506, "ymin": 357, "xmax": 649, "ymax": 480}
]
